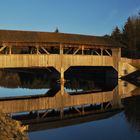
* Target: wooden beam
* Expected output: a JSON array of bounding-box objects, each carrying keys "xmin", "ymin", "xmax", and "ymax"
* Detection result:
[
  {"xmin": 105, "ymin": 49, "xmax": 111, "ymax": 56},
  {"xmin": 105, "ymin": 102, "xmax": 111, "ymax": 109},
  {"xmin": 41, "ymin": 110, "xmax": 50, "ymax": 118},
  {"xmin": 94, "ymin": 50, "xmax": 100, "ymax": 55},
  {"xmin": 9, "ymin": 46, "xmax": 12, "ymax": 54},
  {"xmin": 60, "ymin": 67, "xmax": 64, "ymax": 96},
  {"xmin": 40, "ymin": 47, "xmax": 50, "ymax": 54},
  {"xmin": 73, "ymin": 47, "xmax": 80, "ymax": 55},
  {"xmin": 101, "ymin": 103, "xmax": 104, "ymax": 110},
  {"xmin": 36, "ymin": 111, "xmax": 40, "ymax": 119},
  {"xmin": 65, "ymin": 48, "xmax": 72, "ymax": 54},
  {"xmin": 82, "ymin": 45, "xmax": 84, "ymax": 55},
  {"xmin": 36, "ymin": 45, "xmax": 42, "ymax": 54},
  {"xmin": 60, "ymin": 108, "xmax": 64, "ymax": 119},
  {"xmin": 82, "ymin": 105, "xmax": 85, "ymax": 115},
  {"xmin": 73, "ymin": 107, "xmax": 81, "ymax": 114},
  {"xmin": 0, "ymin": 45, "xmax": 7, "ymax": 52},
  {"xmin": 60, "ymin": 44, "xmax": 63, "ymax": 54},
  {"xmin": 101, "ymin": 49, "xmax": 103, "ymax": 56}
]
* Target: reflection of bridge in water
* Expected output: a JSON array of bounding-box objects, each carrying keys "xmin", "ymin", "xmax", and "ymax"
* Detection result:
[
  {"xmin": 0, "ymin": 80, "xmax": 137, "ymax": 132},
  {"xmin": 0, "ymin": 80, "xmax": 137, "ymax": 114},
  {"xmin": 26, "ymin": 109, "xmax": 122, "ymax": 132},
  {"xmin": 0, "ymin": 76, "xmax": 138, "ymax": 132}
]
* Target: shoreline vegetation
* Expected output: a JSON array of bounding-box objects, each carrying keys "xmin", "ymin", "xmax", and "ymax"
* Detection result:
[{"xmin": 0, "ymin": 111, "xmax": 28, "ymax": 140}]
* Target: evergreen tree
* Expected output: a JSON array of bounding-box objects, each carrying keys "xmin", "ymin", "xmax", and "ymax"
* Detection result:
[
  {"xmin": 111, "ymin": 26, "xmax": 122, "ymax": 43},
  {"xmin": 123, "ymin": 17, "xmax": 135, "ymax": 49},
  {"xmin": 110, "ymin": 11, "xmax": 140, "ymax": 58},
  {"xmin": 135, "ymin": 15, "xmax": 140, "ymax": 50},
  {"xmin": 54, "ymin": 27, "xmax": 59, "ymax": 33},
  {"xmin": 123, "ymin": 14, "xmax": 140, "ymax": 50}
]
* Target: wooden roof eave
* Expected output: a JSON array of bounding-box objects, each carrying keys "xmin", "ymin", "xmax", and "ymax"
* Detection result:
[{"xmin": 0, "ymin": 41, "xmax": 120, "ymax": 49}]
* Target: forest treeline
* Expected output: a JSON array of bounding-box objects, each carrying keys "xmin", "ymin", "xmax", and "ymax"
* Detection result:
[{"xmin": 109, "ymin": 12, "xmax": 140, "ymax": 58}]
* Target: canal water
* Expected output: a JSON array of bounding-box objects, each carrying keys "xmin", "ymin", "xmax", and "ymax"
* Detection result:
[{"xmin": 0, "ymin": 68, "xmax": 140, "ymax": 140}]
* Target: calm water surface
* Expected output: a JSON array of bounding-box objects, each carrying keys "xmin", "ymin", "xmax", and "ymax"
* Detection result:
[
  {"xmin": 29, "ymin": 112, "xmax": 140, "ymax": 140},
  {"xmin": 0, "ymin": 68, "xmax": 140, "ymax": 140}
]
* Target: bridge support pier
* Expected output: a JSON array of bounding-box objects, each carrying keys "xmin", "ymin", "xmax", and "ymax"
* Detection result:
[
  {"xmin": 119, "ymin": 60, "xmax": 137, "ymax": 78},
  {"xmin": 111, "ymin": 86, "xmax": 122, "ymax": 108},
  {"xmin": 60, "ymin": 67, "xmax": 65, "ymax": 96},
  {"xmin": 60, "ymin": 108, "xmax": 64, "ymax": 119}
]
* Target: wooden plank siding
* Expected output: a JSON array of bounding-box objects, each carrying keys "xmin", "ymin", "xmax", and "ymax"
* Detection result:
[{"xmin": 0, "ymin": 54, "xmax": 116, "ymax": 72}]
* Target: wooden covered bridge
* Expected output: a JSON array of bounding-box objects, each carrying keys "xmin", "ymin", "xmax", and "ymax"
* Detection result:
[{"xmin": 0, "ymin": 29, "xmax": 138, "ymax": 77}]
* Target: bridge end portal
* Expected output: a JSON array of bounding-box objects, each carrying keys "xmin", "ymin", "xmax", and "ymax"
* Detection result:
[{"xmin": 119, "ymin": 58, "xmax": 138, "ymax": 78}]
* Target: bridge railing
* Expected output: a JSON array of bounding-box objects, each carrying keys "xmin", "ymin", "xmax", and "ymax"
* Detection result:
[{"xmin": 0, "ymin": 54, "xmax": 114, "ymax": 71}]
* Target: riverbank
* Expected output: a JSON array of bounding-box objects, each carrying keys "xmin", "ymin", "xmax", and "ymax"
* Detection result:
[{"xmin": 0, "ymin": 111, "xmax": 28, "ymax": 140}]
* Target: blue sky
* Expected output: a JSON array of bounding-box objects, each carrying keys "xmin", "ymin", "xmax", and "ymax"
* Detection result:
[{"xmin": 0, "ymin": 0, "xmax": 140, "ymax": 36}]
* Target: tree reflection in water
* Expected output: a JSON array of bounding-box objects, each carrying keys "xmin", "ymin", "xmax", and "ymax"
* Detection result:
[{"xmin": 123, "ymin": 96, "xmax": 140, "ymax": 131}]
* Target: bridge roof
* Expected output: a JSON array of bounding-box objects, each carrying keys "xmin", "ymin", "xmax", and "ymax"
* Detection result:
[{"xmin": 0, "ymin": 29, "xmax": 120, "ymax": 47}]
